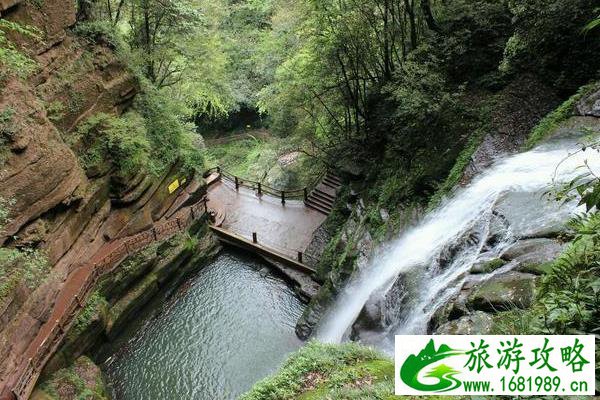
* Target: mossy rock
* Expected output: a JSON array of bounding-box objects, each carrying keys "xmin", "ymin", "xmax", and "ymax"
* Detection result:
[
  {"xmin": 32, "ymin": 356, "xmax": 109, "ymax": 400},
  {"xmin": 436, "ymin": 311, "xmax": 494, "ymax": 335},
  {"xmin": 471, "ymin": 258, "xmax": 506, "ymax": 274},
  {"xmin": 467, "ymin": 272, "xmax": 536, "ymax": 312}
]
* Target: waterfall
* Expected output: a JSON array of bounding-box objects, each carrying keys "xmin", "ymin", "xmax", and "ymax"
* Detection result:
[{"xmin": 315, "ymin": 135, "xmax": 599, "ymax": 349}]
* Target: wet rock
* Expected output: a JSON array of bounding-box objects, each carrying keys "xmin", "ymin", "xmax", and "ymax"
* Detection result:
[
  {"xmin": 493, "ymin": 191, "xmax": 572, "ymax": 238},
  {"xmin": 467, "ymin": 272, "xmax": 536, "ymax": 312},
  {"xmin": 501, "ymin": 238, "xmax": 565, "ymax": 274},
  {"xmin": 436, "ymin": 311, "xmax": 494, "ymax": 335},
  {"xmin": 577, "ymin": 87, "xmax": 600, "ymax": 117},
  {"xmin": 471, "ymin": 258, "xmax": 506, "ymax": 274},
  {"xmin": 379, "ymin": 209, "xmax": 390, "ymax": 222},
  {"xmin": 428, "ymin": 292, "xmax": 469, "ymax": 333}
]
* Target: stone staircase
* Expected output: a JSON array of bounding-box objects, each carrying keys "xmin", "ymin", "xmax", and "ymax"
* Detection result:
[{"xmin": 304, "ymin": 172, "xmax": 342, "ymax": 215}]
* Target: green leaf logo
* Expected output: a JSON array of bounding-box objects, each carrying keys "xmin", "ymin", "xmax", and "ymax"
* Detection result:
[{"xmin": 400, "ymin": 339, "xmax": 464, "ymax": 392}]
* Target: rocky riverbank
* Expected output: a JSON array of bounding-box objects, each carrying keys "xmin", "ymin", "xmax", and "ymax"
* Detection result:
[
  {"xmin": 30, "ymin": 224, "xmax": 220, "ymax": 399},
  {"xmin": 296, "ymin": 80, "xmax": 600, "ymax": 342}
]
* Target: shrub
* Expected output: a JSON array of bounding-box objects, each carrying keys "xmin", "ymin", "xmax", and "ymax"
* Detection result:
[
  {"xmin": 0, "ymin": 247, "xmax": 49, "ymax": 303},
  {"xmin": 73, "ymin": 20, "xmax": 127, "ymax": 52},
  {"xmin": 500, "ymin": 0, "xmax": 600, "ymax": 94},
  {"xmin": 0, "ymin": 20, "xmax": 38, "ymax": 82},
  {"xmin": 76, "ymin": 112, "xmax": 152, "ymax": 178}
]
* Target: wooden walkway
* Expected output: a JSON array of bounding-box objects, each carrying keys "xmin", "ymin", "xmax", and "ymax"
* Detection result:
[{"xmin": 205, "ymin": 168, "xmax": 341, "ymax": 268}]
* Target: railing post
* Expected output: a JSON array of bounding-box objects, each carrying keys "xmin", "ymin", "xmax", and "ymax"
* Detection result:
[
  {"xmin": 153, "ymin": 227, "xmax": 158, "ymax": 241},
  {"xmin": 191, "ymin": 207, "xmax": 195, "ymax": 220},
  {"xmin": 298, "ymin": 251, "xmax": 303, "ymax": 263},
  {"xmin": 176, "ymin": 218, "xmax": 181, "ymax": 230},
  {"xmin": 252, "ymin": 232, "xmax": 257, "ymax": 244},
  {"xmin": 216, "ymin": 166, "xmax": 221, "ymax": 174},
  {"xmin": 235, "ymin": 176, "xmax": 239, "ymax": 190},
  {"xmin": 304, "ymin": 188, "xmax": 308, "ymax": 201},
  {"xmin": 281, "ymin": 191, "xmax": 285, "ymax": 205},
  {"xmin": 257, "ymin": 183, "xmax": 262, "ymax": 196}
]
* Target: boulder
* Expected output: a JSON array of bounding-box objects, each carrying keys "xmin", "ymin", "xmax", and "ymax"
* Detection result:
[
  {"xmin": 501, "ymin": 238, "xmax": 565, "ymax": 275},
  {"xmin": 493, "ymin": 191, "xmax": 573, "ymax": 238},
  {"xmin": 467, "ymin": 272, "xmax": 536, "ymax": 312},
  {"xmin": 436, "ymin": 311, "xmax": 494, "ymax": 335},
  {"xmin": 471, "ymin": 258, "xmax": 506, "ymax": 274},
  {"xmin": 577, "ymin": 87, "xmax": 600, "ymax": 117}
]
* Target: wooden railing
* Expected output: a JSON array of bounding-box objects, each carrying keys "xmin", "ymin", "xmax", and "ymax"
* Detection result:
[
  {"xmin": 204, "ymin": 166, "xmax": 324, "ymax": 203},
  {"xmin": 7, "ymin": 199, "xmax": 208, "ymax": 400}
]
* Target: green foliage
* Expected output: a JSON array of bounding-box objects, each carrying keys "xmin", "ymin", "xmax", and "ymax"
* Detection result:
[
  {"xmin": 0, "ymin": 19, "xmax": 38, "ymax": 82},
  {"xmin": 240, "ymin": 341, "xmax": 391, "ymax": 400},
  {"xmin": 0, "ymin": 246, "xmax": 49, "ymax": 304},
  {"xmin": 583, "ymin": 15, "xmax": 600, "ymax": 33},
  {"xmin": 500, "ymin": 0, "xmax": 600, "ymax": 94},
  {"xmin": 75, "ymin": 112, "xmax": 151, "ymax": 177},
  {"xmin": 73, "ymin": 20, "xmax": 127, "ymax": 51},
  {"xmin": 428, "ymin": 128, "xmax": 486, "ymax": 210},
  {"xmin": 70, "ymin": 291, "xmax": 108, "ymax": 338},
  {"xmin": 46, "ymin": 100, "xmax": 66, "ymax": 122},
  {"xmin": 525, "ymin": 83, "xmax": 598, "ymax": 148},
  {"xmin": 135, "ymin": 84, "xmax": 204, "ymax": 174},
  {"xmin": 243, "ymin": 341, "xmax": 473, "ymax": 400},
  {"xmin": 537, "ymin": 213, "xmax": 600, "ymax": 334},
  {"xmin": 37, "ymin": 356, "xmax": 109, "ymax": 400}
]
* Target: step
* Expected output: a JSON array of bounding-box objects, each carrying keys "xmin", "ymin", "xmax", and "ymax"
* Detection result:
[
  {"xmin": 305, "ymin": 200, "xmax": 331, "ymax": 215},
  {"xmin": 315, "ymin": 184, "xmax": 337, "ymax": 197},
  {"xmin": 321, "ymin": 179, "xmax": 341, "ymax": 190},
  {"xmin": 325, "ymin": 173, "xmax": 342, "ymax": 185},
  {"xmin": 307, "ymin": 195, "xmax": 334, "ymax": 211},
  {"xmin": 313, "ymin": 187, "xmax": 336, "ymax": 201},
  {"xmin": 323, "ymin": 175, "xmax": 341, "ymax": 186},
  {"xmin": 311, "ymin": 190, "xmax": 336, "ymax": 206}
]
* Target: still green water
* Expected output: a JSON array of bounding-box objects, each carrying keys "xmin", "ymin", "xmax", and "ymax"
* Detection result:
[{"xmin": 102, "ymin": 250, "xmax": 303, "ymax": 399}]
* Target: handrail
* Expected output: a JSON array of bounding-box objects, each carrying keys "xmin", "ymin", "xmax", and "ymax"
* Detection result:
[
  {"xmin": 203, "ymin": 165, "xmax": 325, "ymax": 202},
  {"xmin": 6, "ymin": 198, "xmax": 209, "ymax": 400}
]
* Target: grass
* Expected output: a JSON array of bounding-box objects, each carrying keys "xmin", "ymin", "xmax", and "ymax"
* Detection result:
[
  {"xmin": 242, "ymin": 342, "xmax": 472, "ymax": 400},
  {"xmin": 427, "ymin": 128, "xmax": 486, "ymax": 210},
  {"xmin": 240, "ymin": 341, "xmax": 393, "ymax": 400},
  {"xmin": 525, "ymin": 82, "xmax": 599, "ymax": 149}
]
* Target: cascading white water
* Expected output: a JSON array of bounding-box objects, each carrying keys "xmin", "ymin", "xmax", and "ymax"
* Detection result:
[{"xmin": 316, "ymin": 136, "xmax": 600, "ymax": 348}]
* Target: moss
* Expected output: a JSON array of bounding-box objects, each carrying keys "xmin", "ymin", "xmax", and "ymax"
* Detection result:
[
  {"xmin": 525, "ymin": 82, "xmax": 599, "ymax": 149},
  {"xmin": 242, "ymin": 342, "xmax": 472, "ymax": 400},
  {"xmin": 427, "ymin": 128, "xmax": 486, "ymax": 210},
  {"xmin": 68, "ymin": 291, "xmax": 107, "ymax": 340},
  {"xmin": 34, "ymin": 356, "xmax": 109, "ymax": 400},
  {"xmin": 479, "ymin": 258, "xmax": 506, "ymax": 274}
]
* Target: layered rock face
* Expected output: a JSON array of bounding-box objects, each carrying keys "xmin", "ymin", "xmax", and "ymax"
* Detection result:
[{"xmin": 0, "ymin": 0, "xmax": 187, "ymax": 386}]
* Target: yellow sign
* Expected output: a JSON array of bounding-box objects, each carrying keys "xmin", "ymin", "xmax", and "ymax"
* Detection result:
[{"xmin": 168, "ymin": 179, "xmax": 180, "ymax": 194}]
